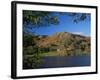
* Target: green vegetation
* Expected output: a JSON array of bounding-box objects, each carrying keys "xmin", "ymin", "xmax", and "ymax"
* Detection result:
[
  {"xmin": 23, "ymin": 11, "xmax": 90, "ymax": 69},
  {"xmin": 23, "ymin": 11, "xmax": 88, "ymax": 26},
  {"xmin": 23, "ymin": 32, "xmax": 90, "ymax": 69},
  {"xmin": 23, "ymin": 10, "xmax": 89, "ymax": 34}
]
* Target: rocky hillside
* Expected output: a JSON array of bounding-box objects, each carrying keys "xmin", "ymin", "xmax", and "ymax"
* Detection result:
[
  {"xmin": 23, "ymin": 32, "xmax": 90, "ymax": 56},
  {"xmin": 32, "ymin": 32, "xmax": 91, "ymax": 56}
]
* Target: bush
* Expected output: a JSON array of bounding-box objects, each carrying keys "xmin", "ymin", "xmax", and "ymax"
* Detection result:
[{"xmin": 23, "ymin": 54, "xmax": 43, "ymax": 69}]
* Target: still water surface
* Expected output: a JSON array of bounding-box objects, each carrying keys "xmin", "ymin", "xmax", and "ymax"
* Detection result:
[{"xmin": 39, "ymin": 56, "xmax": 90, "ymax": 68}]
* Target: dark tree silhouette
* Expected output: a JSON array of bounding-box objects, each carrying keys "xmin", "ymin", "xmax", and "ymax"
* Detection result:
[{"xmin": 23, "ymin": 10, "xmax": 90, "ymax": 33}]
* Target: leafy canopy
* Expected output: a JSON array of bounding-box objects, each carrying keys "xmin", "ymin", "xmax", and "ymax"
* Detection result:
[{"xmin": 23, "ymin": 10, "xmax": 90, "ymax": 33}]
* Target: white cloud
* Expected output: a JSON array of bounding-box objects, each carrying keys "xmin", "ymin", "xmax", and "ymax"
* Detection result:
[{"xmin": 72, "ymin": 32, "xmax": 84, "ymax": 35}]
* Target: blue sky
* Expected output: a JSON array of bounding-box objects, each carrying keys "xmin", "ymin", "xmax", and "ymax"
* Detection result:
[{"xmin": 25, "ymin": 12, "xmax": 91, "ymax": 36}]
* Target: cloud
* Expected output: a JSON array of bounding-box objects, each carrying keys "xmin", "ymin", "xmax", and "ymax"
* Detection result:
[{"xmin": 72, "ymin": 32, "xmax": 84, "ymax": 35}]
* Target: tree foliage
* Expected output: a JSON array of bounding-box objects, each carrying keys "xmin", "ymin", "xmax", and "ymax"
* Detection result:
[
  {"xmin": 23, "ymin": 11, "xmax": 59, "ymax": 27},
  {"xmin": 23, "ymin": 11, "xmax": 90, "ymax": 69},
  {"xmin": 23, "ymin": 10, "xmax": 90, "ymax": 32},
  {"xmin": 68, "ymin": 13, "xmax": 90, "ymax": 23}
]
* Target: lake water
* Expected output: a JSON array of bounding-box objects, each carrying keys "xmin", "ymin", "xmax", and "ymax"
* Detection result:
[{"xmin": 39, "ymin": 56, "xmax": 90, "ymax": 68}]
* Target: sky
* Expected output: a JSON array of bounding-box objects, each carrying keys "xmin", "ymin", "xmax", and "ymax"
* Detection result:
[{"xmin": 24, "ymin": 11, "xmax": 91, "ymax": 36}]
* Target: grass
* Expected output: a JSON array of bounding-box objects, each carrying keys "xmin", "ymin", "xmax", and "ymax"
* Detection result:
[
  {"xmin": 39, "ymin": 51, "xmax": 90, "ymax": 57},
  {"xmin": 39, "ymin": 51, "xmax": 59, "ymax": 56}
]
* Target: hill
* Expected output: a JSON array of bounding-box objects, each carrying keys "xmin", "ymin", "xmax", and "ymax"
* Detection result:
[
  {"xmin": 30, "ymin": 32, "xmax": 91, "ymax": 56},
  {"xmin": 23, "ymin": 32, "xmax": 91, "ymax": 69}
]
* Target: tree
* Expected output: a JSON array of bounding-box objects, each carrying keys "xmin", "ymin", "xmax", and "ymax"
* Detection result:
[
  {"xmin": 23, "ymin": 33, "xmax": 33, "ymax": 47},
  {"xmin": 68, "ymin": 13, "xmax": 90, "ymax": 23},
  {"xmin": 23, "ymin": 10, "xmax": 90, "ymax": 33},
  {"xmin": 23, "ymin": 11, "xmax": 59, "ymax": 27}
]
